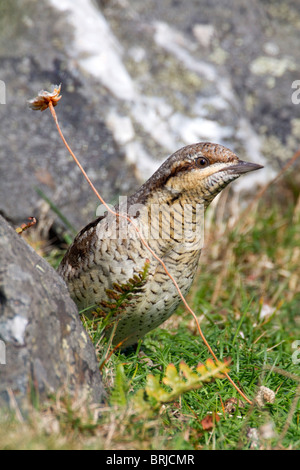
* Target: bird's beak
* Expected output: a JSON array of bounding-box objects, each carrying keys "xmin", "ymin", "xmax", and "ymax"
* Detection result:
[{"xmin": 225, "ymin": 160, "xmax": 264, "ymax": 175}]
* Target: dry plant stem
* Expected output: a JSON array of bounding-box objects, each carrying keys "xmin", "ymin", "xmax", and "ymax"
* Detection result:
[
  {"xmin": 237, "ymin": 147, "xmax": 300, "ymax": 233},
  {"xmin": 48, "ymin": 100, "xmax": 252, "ymax": 405},
  {"xmin": 262, "ymin": 365, "xmax": 300, "ymax": 444},
  {"xmin": 216, "ymin": 148, "xmax": 300, "ymax": 273},
  {"xmin": 278, "ymin": 383, "xmax": 300, "ymax": 443},
  {"xmin": 7, "ymin": 388, "xmax": 24, "ymax": 423}
]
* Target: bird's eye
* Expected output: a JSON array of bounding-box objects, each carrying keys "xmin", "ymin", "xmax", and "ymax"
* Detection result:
[{"xmin": 195, "ymin": 156, "xmax": 209, "ymax": 168}]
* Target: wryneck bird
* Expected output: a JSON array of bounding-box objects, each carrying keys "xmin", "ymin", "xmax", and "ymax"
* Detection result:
[{"xmin": 58, "ymin": 142, "xmax": 263, "ymax": 348}]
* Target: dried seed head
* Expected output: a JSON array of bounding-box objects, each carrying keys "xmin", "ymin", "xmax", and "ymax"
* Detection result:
[
  {"xmin": 259, "ymin": 421, "xmax": 276, "ymax": 440},
  {"xmin": 255, "ymin": 386, "xmax": 276, "ymax": 407},
  {"xmin": 247, "ymin": 427, "xmax": 260, "ymax": 449},
  {"xmin": 224, "ymin": 397, "xmax": 245, "ymax": 414},
  {"xmin": 28, "ymin": 84, "xmax": 62, "ymax": 111}
]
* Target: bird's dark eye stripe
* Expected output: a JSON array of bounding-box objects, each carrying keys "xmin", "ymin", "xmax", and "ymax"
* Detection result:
[{"xmin": 195, "ymin": 156, "xmax": 210, "ymax": 168}]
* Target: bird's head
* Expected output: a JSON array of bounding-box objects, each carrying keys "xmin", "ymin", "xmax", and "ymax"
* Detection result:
[{"xmin": 143, "ymin": 142, "xmax": 263, "ymax": 206}]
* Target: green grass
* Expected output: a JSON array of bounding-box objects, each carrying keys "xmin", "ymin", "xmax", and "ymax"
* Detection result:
[{"xmin": 1, "ymin": 181, "xmax": 300, "ymax": 450}]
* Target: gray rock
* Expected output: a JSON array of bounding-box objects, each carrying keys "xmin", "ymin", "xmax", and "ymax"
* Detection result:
[
  {"xmin": 0, "ymin": 215, "xmax": 104, "ymax": 413},
  {"xmin": 0, "ymin": 0, "xmax": 138, "ymax": 232},
  {"xmin": 1, "ymin": 0, "xmax": 299, "ymax": 240},
  {"xmin": 99, "ymin": 0, "xmax": 300, "ymax": 176}
]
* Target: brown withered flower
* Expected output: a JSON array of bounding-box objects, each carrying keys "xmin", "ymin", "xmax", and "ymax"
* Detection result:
[
  {"xmin": 28, "ymin": 84, "xmax": 62, "ymax": 111},
  {"xmin": 254, "ymin": 386, "xmax": 276, "ymax": 407}
]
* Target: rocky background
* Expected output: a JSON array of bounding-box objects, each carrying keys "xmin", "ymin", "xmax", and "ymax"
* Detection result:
[
  {"xmin": 0, "ymin": 215, "xmax": 104, "ymax": 412},
  {"xmin": 0, "ymin": 0, "xmax": 299, "ymax": 232},
  {"xmin": 0, "ymin": 0, "xmax": 299, "ymax": 411}
]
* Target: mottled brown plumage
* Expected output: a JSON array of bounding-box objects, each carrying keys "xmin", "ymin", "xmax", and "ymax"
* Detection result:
[{"xmin": 58, "ymin": 142, "xmax": 262, "ymax": 348}]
